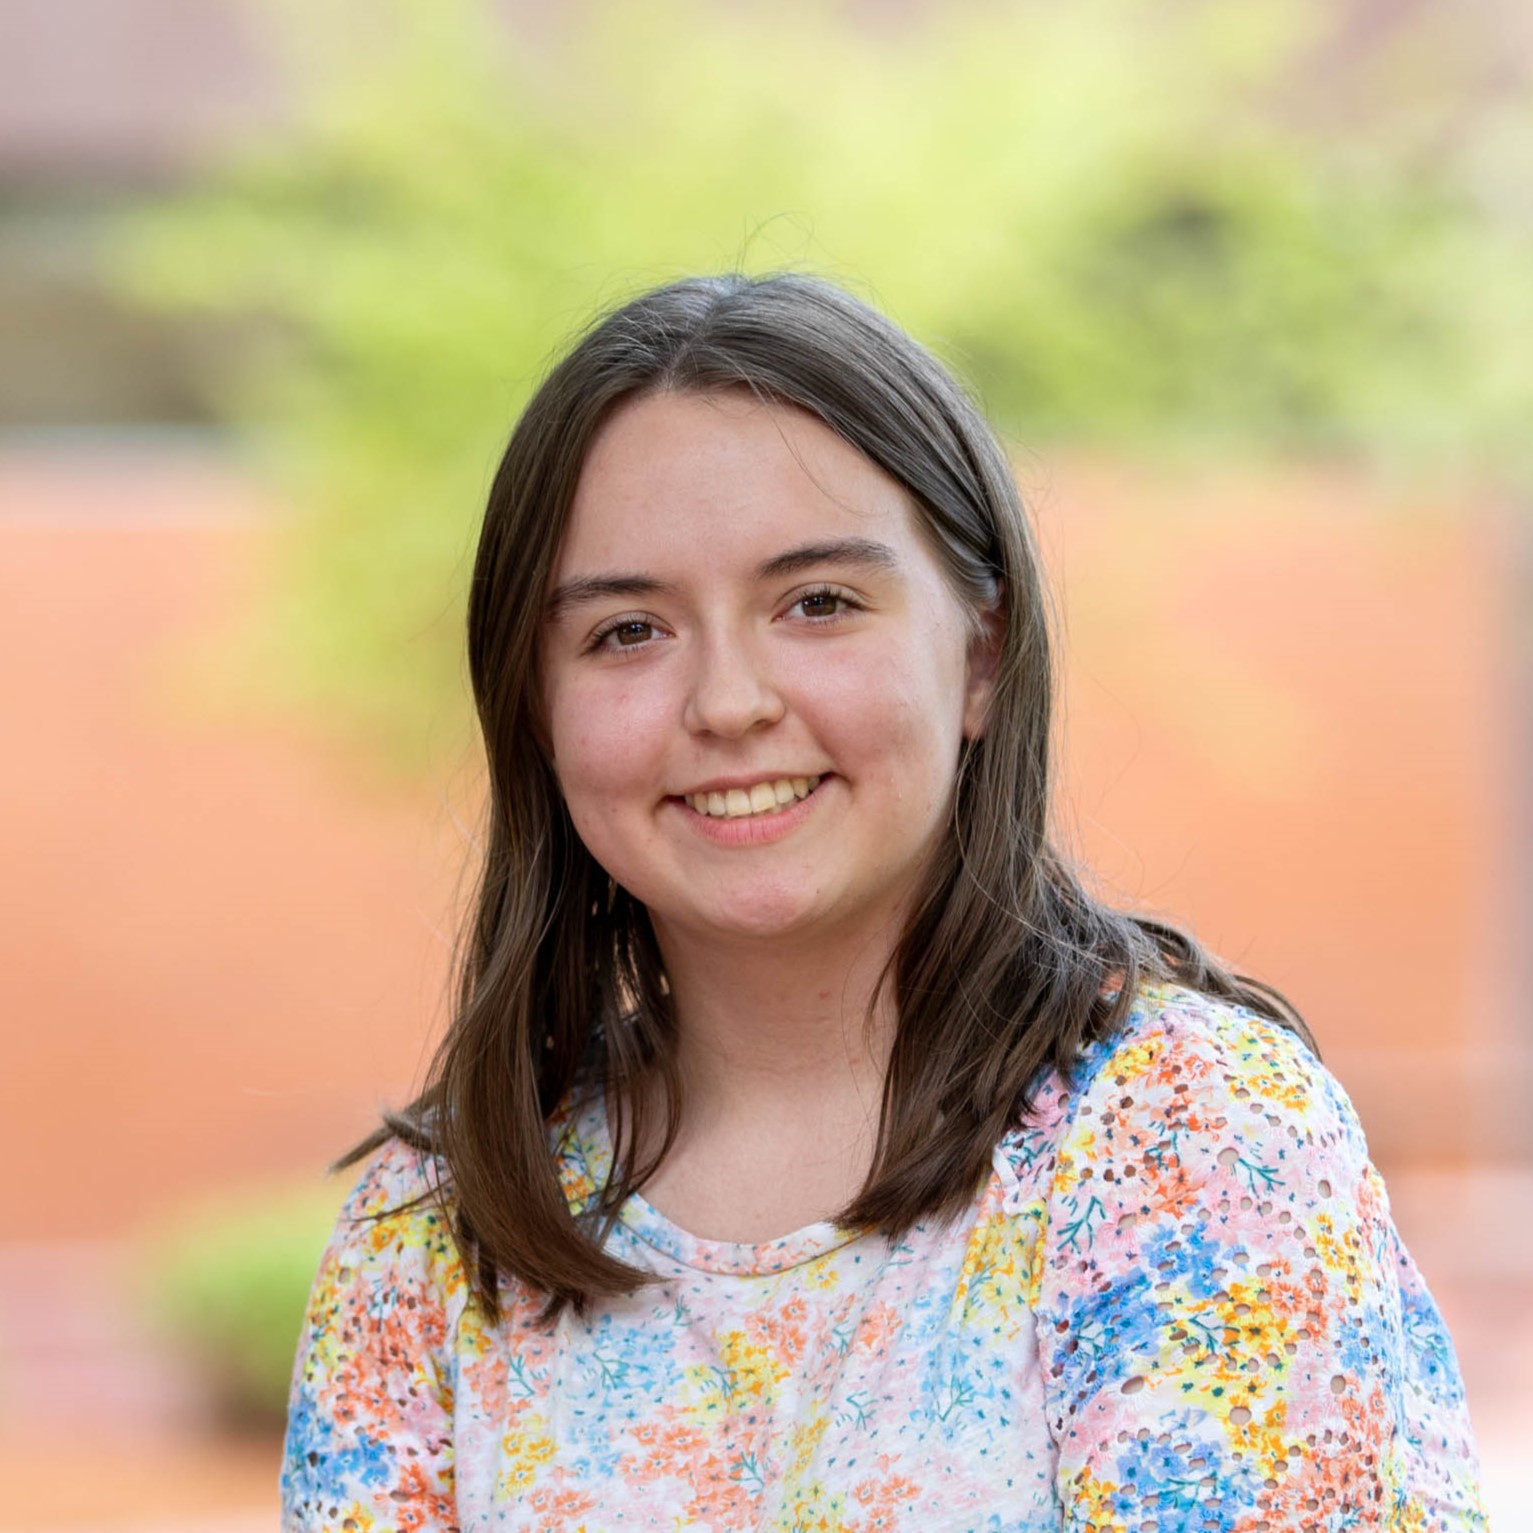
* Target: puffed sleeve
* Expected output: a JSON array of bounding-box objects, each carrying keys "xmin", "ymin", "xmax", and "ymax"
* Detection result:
[
  {"xmin": 281, "ymin": 1140, "xmax": 464, "ymax": 1532},
  {"xmin": 1034, "ymin": 988, "xmax": 1487, "ymax": 1531}
]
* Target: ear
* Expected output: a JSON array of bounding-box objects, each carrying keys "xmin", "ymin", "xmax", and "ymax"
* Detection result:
[{"xmin": 961, "ymin": 583, "xmax": 1005, "ymax": 741}]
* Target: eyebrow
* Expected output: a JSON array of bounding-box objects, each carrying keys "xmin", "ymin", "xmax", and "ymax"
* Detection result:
[{"xmin": 544, "ymin": 536, "xmax": 901, "ymax": 620}]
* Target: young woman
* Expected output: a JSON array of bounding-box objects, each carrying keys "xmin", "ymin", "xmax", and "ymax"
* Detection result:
[{"xmin": 281, "ymin": 274, "xmax": 1485, "ymax": 1531}]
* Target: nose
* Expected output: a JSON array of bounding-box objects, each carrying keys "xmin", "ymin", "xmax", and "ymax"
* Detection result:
[{"xmin": 681, "ymin": 628, "xmax": 786, "ymax": 739}]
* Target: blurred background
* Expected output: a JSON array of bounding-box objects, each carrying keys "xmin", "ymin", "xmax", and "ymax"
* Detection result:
[{"xmin": 1, "ymin": 0, "xmax": 1529, "ymax": 1527}]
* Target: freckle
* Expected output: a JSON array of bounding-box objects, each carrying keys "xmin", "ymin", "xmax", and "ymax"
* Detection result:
[
  {"xmin": 1121, "ymin": 1375, "xmax": 1146, "ymax": 1394},
  {"xmin": 1330, "ymin": 1375, "xmax": 1347, "ymax": 1395},
  {"xmin": 1228, "ymin": 1406, "xmax": 1252, "ymax": 1425}
]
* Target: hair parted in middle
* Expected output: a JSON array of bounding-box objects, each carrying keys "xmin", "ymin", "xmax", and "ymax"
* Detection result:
[{"xmin": 350, "ymin": 271, "xmax": 1307, "ymax": 1319}]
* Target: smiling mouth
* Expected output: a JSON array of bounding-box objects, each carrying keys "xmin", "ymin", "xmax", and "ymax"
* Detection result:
[{"xmin": 681, "ymin": 775, "xmax": 823, "ymax": 819}]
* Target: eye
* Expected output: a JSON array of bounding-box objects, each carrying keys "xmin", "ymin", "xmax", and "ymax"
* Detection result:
[
  {"xmin": 788, "ymin": 585, "xmax": 861, "ymax": 622},
  {"xmin": 587, "ymin": 616, "xmax": 661, "ymax": 653}
]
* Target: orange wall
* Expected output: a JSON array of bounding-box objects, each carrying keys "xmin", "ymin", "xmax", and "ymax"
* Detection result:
[
  {"xmin": 1, "ymin": 449, "xmax": 1525, "ymax": 1240},
  {"xmin": 0, "ymin": 453, "xmax": 462, "ymax": 1239},
  {"xmin": 1047, "ymin": 457, "xmax": 1528, "ymax": 1166}
]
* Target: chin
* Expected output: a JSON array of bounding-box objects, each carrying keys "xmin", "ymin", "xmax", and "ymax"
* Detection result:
[
  {"xmin": 706, "ymin": 901, "xmax": 824, "ymax": 942},
  {"xmin": 665, "ymin": 883, "xmax": 833, "ymax": 943}
]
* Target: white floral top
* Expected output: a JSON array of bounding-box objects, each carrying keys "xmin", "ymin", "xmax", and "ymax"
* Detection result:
[{"xmin": 282, "ymin": 984, "xmax": 1486, "ymax": 1530}]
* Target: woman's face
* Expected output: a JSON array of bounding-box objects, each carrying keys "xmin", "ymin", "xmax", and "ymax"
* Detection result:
[{"xmin": 540, "ymin": 389, "xmax": 997, "ymax": 950}]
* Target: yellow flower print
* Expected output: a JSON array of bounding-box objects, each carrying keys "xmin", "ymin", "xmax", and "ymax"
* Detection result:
[
  {"xmin": 496, "ymin": 1410, "xmax": 557, "ymax": 1498},
  {"xmin": 802, "ymin": 1254, "xmax": 841, "ymax": 1291},
  {"xmin": 558, "ymin": 1162, "xmax": 596, "ymax": 1212},
  {"xmin": 1063, "ymin": 1463, "xmax": 1127, "ymax": 1532},
  {"xmin": 1103, "ymin": 1036, "xmax": 1166, "ymax": 1087},
  {"xmin": 952, "ymin": 1201, "xmax": 1044, "ymax": 1323},
  {"xmin": 1310, "ymin": 1211, "xmax": 1368, "ymax": 1305},
  {"xmin": 719, "ymin": 1327, "xmax": 790, "ymax": 1400},
  {"xmin": 786, "ymin": 1411, "xmax": 830, "ymax": 1472},
  {"xmin": 1212, "ymin": 1279, "xmax": 1299, "ymax": 1381},
  {"xmin": 759, "ymin": 1476, "xmax": 848, "ymax": 1533},
  {"xmin": 679, "ymin": 1360, "xmax": 730, "ymax": 1423}
]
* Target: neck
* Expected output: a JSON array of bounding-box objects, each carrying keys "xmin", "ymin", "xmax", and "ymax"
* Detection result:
[
  {"xmin": 614, "ymin": 912, "xmax": 913, "ymax": 1240},
  {"xmin": 647, "ymin": 914, "xmax": 903, "ymax": 1127}
]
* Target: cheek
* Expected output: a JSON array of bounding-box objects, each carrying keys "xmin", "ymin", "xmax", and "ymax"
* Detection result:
[
  {"xmin": 548, "ymin": 672, "xmax": 667, "ymax": 791},
  {"xmin": 794, "ymin": 644, "xmax": 964, "ymax": 794}
]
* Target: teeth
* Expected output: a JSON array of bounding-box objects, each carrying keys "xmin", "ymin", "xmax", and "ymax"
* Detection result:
[{"xmin": 685, "ymin": 776, "xmax": 822, "ymax": 818}]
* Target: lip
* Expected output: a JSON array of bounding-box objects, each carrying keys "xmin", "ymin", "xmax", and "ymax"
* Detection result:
[{"xmin": 667, "ymin": 775, "xmax": 830, "ymax": 846}]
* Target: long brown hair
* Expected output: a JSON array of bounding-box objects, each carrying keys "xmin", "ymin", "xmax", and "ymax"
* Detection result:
[{"xmin": 348, "ymin": 272, "xmax": 1308, "ymax": 1318}]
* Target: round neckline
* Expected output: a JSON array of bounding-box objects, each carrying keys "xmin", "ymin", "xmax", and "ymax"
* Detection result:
[
  {"xmin": 617, "ymin": 1184, "xmax": 857, "ymax": 1276},
  {"xmin": 570, "ymin": 1089, "xmax": 864, "ymax": 1277}
]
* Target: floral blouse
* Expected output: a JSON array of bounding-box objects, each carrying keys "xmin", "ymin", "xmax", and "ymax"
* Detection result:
[{"xmin": 282, "ymin": 984, "xmax": 1486, "ymax": 1530}]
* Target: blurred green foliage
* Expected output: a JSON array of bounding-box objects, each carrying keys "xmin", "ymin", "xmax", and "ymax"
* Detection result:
[
  {"xmin": 117, "ymin": 0, "xmax": 1533, "ymax": 769},
  {"xmin": 139, "ymin": 1181, "xmax": 343, "ymax": 1429}
]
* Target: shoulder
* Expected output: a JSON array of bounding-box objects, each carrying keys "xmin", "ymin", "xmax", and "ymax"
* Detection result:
[
  {"xmin": 1015, "ymin": 990, "xmax": 1488, "ymax": 1527},
  {"xmin": 993, "ymin": 981, "xmax": 1365, "ymax": 1221},
  {"xmin": 342, "ymin": 1133, "xmax": 451, "ymax": 1219},
  {"xmin": 284, "ymin": 1140, "xmax": 463, "ymax": 1527},
  {"xmin": 1090, "ymin": 979, "xmax": 1326, "ymax": 1088},
  {"xmin": 308, "ymin": 1137, "xmax": 468, "ymax": 1321},
  {"xmin": 1054, "ymin": 982, "xmax": 1369, "ymax": 1236},
  {"xmin": 1076, "ymin": 980, "xmax": 1356, "ymax": 1151},
  {"xmin": 547, "ymin": 1080, "xmax": 615, "ymax": 1217}
]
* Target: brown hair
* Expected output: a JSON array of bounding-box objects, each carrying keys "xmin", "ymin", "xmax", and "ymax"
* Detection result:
[{"xmin": 348, "ymin": 272, "xmax": 1308, "ymax": 1318}]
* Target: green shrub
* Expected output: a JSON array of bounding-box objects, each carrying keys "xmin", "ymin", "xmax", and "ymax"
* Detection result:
[
  {"xmin": 139, "ymin": 1180, "xmax": 346, "ymax": 1431},
  {"xmin": 115, "ymin": 0, "xmax": 1533, "ymax": 771}
]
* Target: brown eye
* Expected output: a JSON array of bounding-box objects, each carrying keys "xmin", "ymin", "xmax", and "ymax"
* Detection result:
[
  {"xmin": 587, "ymin": 617, "xmax": 659, "ymax": 654},
  {"xmin": 796, "ymin": 591, "xmax": 843, "ymax": 619}
]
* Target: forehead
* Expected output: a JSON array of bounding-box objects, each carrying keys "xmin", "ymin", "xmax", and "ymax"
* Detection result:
[{"xmin": 554, "ymin": 389, "xmax": 919, "ymax": 573}]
